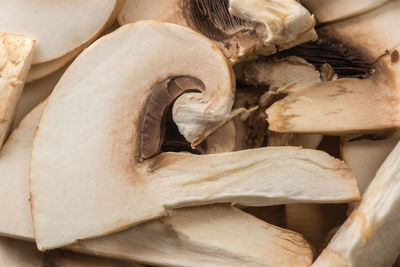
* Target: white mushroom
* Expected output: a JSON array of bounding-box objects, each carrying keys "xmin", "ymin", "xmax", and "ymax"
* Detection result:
[
  {"xmin": 341, "ymin": 136, "xmax": 398, "ymax": 194},
  {"xmin": 118, "ymin": 0, "xmax": 317, "ymax": 63},
  {"xmin": 266, "ymin": 0, "xmax": 400, "ymax": 135},
  {"xmin": 0, "ymin": 0, "xmax": 123, "ymax": 65},
  {"xmin": 1, "ymin": 103, "xmax": 313, "ymax": 267},
  {"xmin": 29, "ymin": 21, "xmax": 359, "ymax": 250},
  {"xmin": 0, "ymin": 33, "xmax": 34, "ymax": 149},
  {"xmin": 0, "ymin": 236, "xmax": 142, "ymax": 267},
  {"xmin": 313, "ymin": 140, "xmax": 400, "ymax": 267},
  {"xmin": 301, "ymin": 0, "xmax": 390, "ymax": 23}
]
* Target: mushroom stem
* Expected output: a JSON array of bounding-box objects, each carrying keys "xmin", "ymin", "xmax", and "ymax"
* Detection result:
[
  {"xmin": 147, "ymin": 147, "xmax": 360, "ymax": 209},
  {"xmin": 313, "ymin": 140, "xmax": 400, "ymax": 267}
]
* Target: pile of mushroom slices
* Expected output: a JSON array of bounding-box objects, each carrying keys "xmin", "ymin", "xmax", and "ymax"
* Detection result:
[{"xmin": 2, "ymin": 0, "xmax": 400, "ymax": 266}]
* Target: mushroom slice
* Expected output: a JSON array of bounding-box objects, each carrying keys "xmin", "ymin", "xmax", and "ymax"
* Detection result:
[
  {"xmin": 118, "ymin": 0, "xmax": 316, "ymax": 63},
  {"xmin": 0, "ymin": 237, "xmax": 142, "ymax": 267},
  {"xmin": 30, "ymin": 21, "xmax": 359, "ymax": 250},
  {"xmin": 341, "ymin": 136, "xmax": 398, "ymax": 194},
  {"xmin": 313, "ymin": 140, "xmax": 400, "ymax": 267},
  {"xmin": 0, "ymin": 102, "xmax": 313, "ymax": 267},
  {"xmin": 0, "ymin": 33, "xmax": 34, "ymax": 149},
  {"xmin": 266, "ymin": 0, "xmax": 400, "ymax": 135},
  {"xmin": 301, "ymin": 0, "xmax": 390, "ymax": 24},
  {"xmin": 0, "ymin": 0, "xmax": 123, "ymax": 65}
]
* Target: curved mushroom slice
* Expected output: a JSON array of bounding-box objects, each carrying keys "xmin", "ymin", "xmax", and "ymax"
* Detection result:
[
  {"xmin": 0, "ymin": 0, "xmax": 123, "ymax": 65},
  {"xmin": 0, "ymin": 33, "xmax": 34, "ymax": 149},
  {"xmin": 118, "ymin": 0, "xmax": 316, "ymax": 63},
  {"xmin": 312, "ymin": 140, "xmax": 400, "ymax": 267},
  {"xmin": 301, "ymin": 0, "xmax": 390, "ymax": 24},
  {"xmin": 26, "ymin": 47, "xmax": 80, "ymax": 83},
  {"xmin": 0, "ymin": 237, "xmax": 141, "ymax": 267},
  {"xmin": 341, "ymin": 136, "xmax": 398, "ymax": 194},
  {"xmin": 266, "ymin": 0, "xmax": 400, "ymax": 135},
  {"xmin": 0, "ymin": 102, "xmax": 312, "ymax": 267},
  {"xmin": 30, "ymin": 21, "xmax": 359, "ymax": 250}
]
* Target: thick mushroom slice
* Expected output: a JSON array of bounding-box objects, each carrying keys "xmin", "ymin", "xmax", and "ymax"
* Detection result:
[
  {"xmin": 0, "ymin": 33, "xmax": 34, "ymax": 149},
  {"xmin": 0, "ymin": 0, "xmax": 123, "ymax": 65},
  {"xmin": 341, "ymin": 136, "xmax": 398, "ymax": 194},
  {"xmin": 301, "ymin": 0, "xmax": 390, "ymax": 24},
  {"xmin": 118, "ymin": 0, "xmax": 317, "ymax": 63},
  {"xmin": 266, "ymin": 0, "xmax": 400, "ymax": 135},
  {"xmin": 30, "ymin": 21, "xmax": 359, "ymax": 250},
  {"xmin": 312, "ymin": 140, "xmax": 400, "ymax": 267},
  {"xmin": 1, "ymin": 102, "xmax": 313, "ymax": 267},
  {"xmin": 0, "ymin": 237, "xmax": 142, "ymax": 267}
]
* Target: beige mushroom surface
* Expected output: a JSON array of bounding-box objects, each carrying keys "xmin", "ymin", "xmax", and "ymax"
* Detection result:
[
  {"xmin": 29, "ymin": 21, "xmax": 359, "ymax": 250},
  {"xmin": 313, "ymin": 140, "xmax": 400, "ymax": 267},
  {"xmin": 0, "ymin": 33, "xmax": 34, "ymax": 149},
  {"xmin": 118, "ymin": 0, "xmax": 317, "ymax": 63},
  {"xmin": 301, "ymin": 0, "xmax": 390, "ymax": 23},
  {"xmin": 266, "ymin": 0, "xmax": 400, "ymax": 135},
  {"xmin": 0, "ymin": 236, "xmax": 141, "ymax": 267},
  {"xmin": 0, "ymin": 0, "xmax": 123, "ymax": 65},
  {"xmin": 0, "ymin": 102, "xmax": 314, "ymax": 267}
]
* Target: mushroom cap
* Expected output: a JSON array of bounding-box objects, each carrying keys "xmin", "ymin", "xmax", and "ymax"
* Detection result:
[
  {"xmin": 0, "ymin": 32, "xmax": 34, "ymax": 149},
  {"xmin": 30, "ymin": 21, "xmax": 359, "ymax": 250},
  {"xmin": 0, "ymin": 0, "xmax": 122, "ymax": 64},
  {"xmin": 301, "ymin": 0, "xmax": 390, "ymax": 23},
  {"xmin": 266, "ymin": 0, "xmax": 400, "ymax": 134}
]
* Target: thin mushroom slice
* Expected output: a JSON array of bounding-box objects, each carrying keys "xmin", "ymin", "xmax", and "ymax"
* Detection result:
[
  {"xmin": 341, "ymin": 136, "xmax": 398, "ymax": 194},
  {"xmin": 0, "ymin": 237, "xmax": 142, "ymax": 267},
  {"xmin": 0, "ymin": 33, "xmax": 34, "ymax": 149},
  {"xmin": 301, "ymin": 0, "xmax": 390, "ymax": 24},
  {"xmin": 118, "ymin": 0, "xmax": 317, "ymax": 63},
  {"xmin": 0, "ymin": 0, "xmax": 123, "ymax": 65},
  {"xmin": 266, "ymin": 0, "xmax": 400, "ymax": 135},
  {"xmin": 312, "ymin": 140, "xmax": 400, "ymax": 267},
  {"xmin": 30, "ymin": 21, "xmax": 359, "ymax": 250},
  {"xmin": 0, "ymin": 104, "xmax": 312, "ymax": 267}
]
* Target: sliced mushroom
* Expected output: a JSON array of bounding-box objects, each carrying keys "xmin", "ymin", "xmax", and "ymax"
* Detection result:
[
  {"xmin": 0, "ymin": 0, "xmax": 123, "ymax": 65},
  {"xmin": 301, "ymin": 0, "xmax": 390, "ymax": 24},
  {"xmin": 313, "ymin": 140, "xmax": 400, "ymax": 267},
  {"xmin": 0, "ymin": 33, "xmax": 34, "ymax": 149},
  {"xmin": 29, "ymin": 21, "xmax": 359, "ymax": 250},
  {"xmin": 0, "ymin": 103, "xmax": 313, "ymax": 267},
  {"xmin": 341, "ymin": 136, "xmax": 398, "ymax": 194},
  {"xmin": 118, "ymin": 0, "xmax": 317, "ymax": 63},
  {"xmin": 266, "ymin": 0, "xmax": 400, "ymax": 135},
  {"xmin": 0, "ymin": 237, "xmax": 142, "ymax": 267}
]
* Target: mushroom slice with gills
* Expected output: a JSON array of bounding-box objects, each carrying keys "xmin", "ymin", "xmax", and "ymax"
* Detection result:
[
  {"xmin": 312, "ymin": 140, "xmax": 400, "ymax": 267},
  {"xmin": 118, "ymin": 0, "xmax": 317, "ymax": 63},
  {"xmin": 0, "ymin": 0, "xmax": 123, "ymax": 65},
  {"xmin": 0, "ymin": 237, "xmax": 142, "ymax": 267},
  {"xmin": 0, "ymin": 33, "xmax": 34, "ymax": 149},
  {"xmin": 341, "ymin": 135, "xmax": 399, "ymax": 195},
  {"xmin": 300, "ymin": 0, "xmax": 390, "ymax": 24},
  {"xmin": 29, "ymin": 21, "xmax": 359, "ymax": 250},
  {"xmin": 266, "ymin": 0, "xmax": 400, "ymax": 135},
  {"xmin": 0, "ymin": 102, "xmax": 313, "ymax": 267}
]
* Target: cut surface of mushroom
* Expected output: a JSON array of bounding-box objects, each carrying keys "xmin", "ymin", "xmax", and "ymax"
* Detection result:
[
  {"xmin": 313, "ymin": 140, "xmax": 400, "ymax": 267},
  {"xmin": 118, "ymin": 0, "xmax": 316, "ymax": 63},
  {"xmin": 341, "ymin": 136, "xmax": 398, "ymax": 194},
  {"xmin": 0, "ymin": 0, "xmax": 122, "ymax": 64},
  {"xmin": 0, "ymin": 236, "xmax": 142, "ymax": 267},
  {"xmin": 30, "ymin": 21, "xmax": 359, "ymax": 250},
  {"xmin": 301, "ymin": 0, "xmax": 390, "ymax": 24},
  {"xmin": 266, "ymin": 0, "xmax": 400, "ymax": 134},
  {"xmin": 0, "ymin": 33, "xmax": 34, "ymax": 149},
  {"xmin": 0, "ymin": 102, "xmax": 312, "ymax": 267}
]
